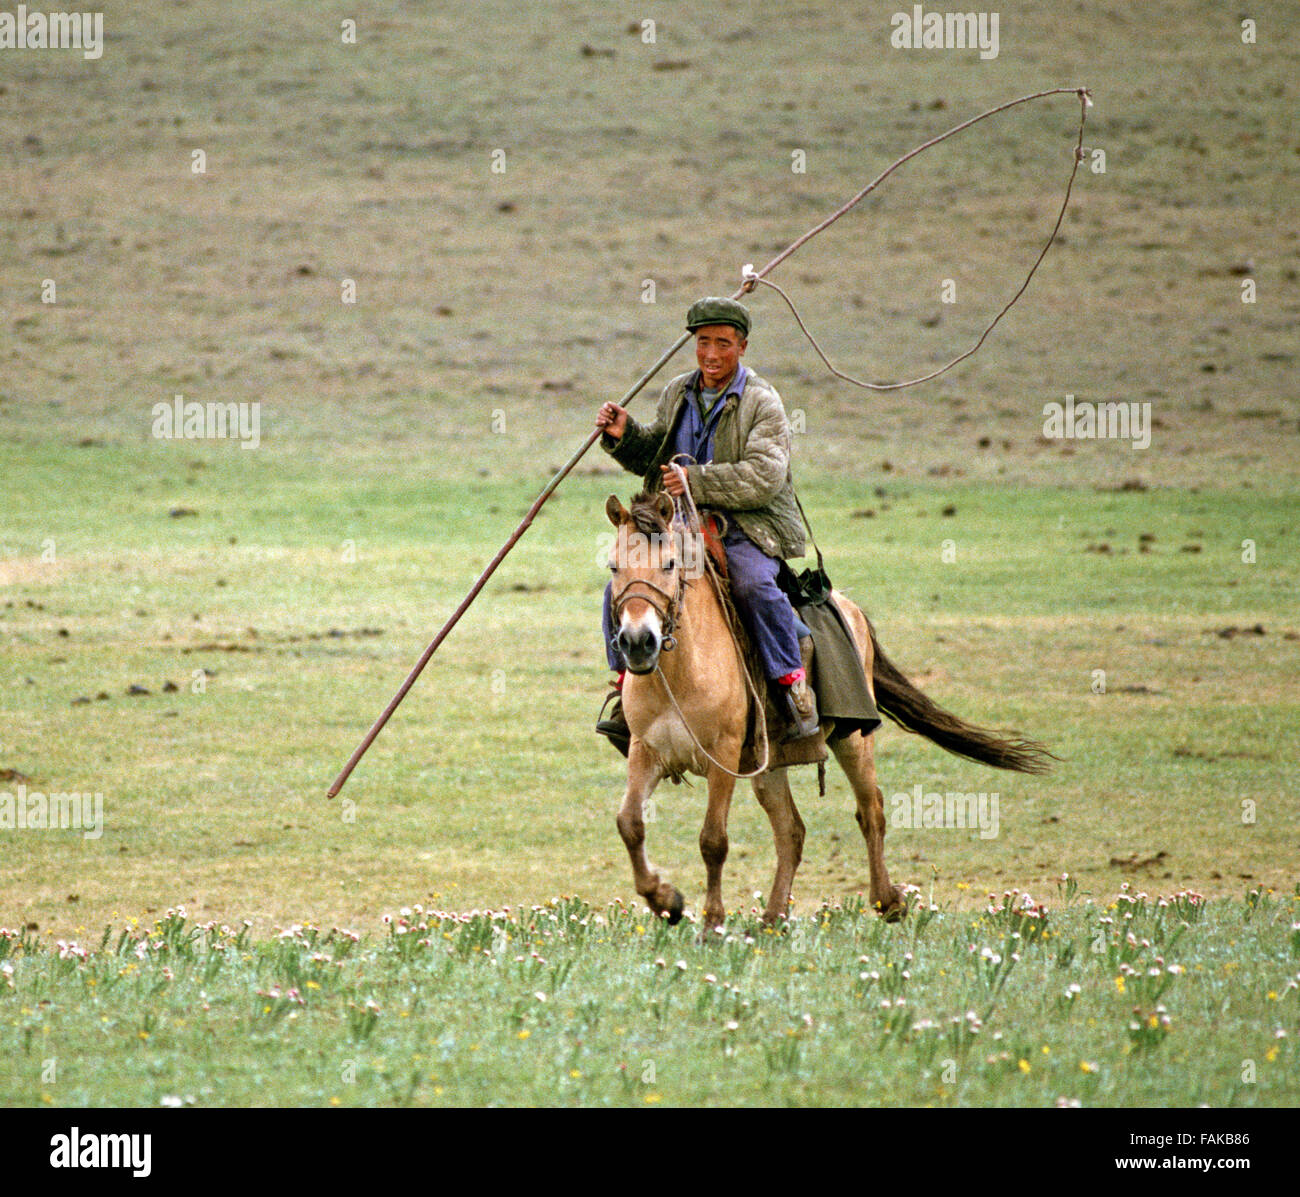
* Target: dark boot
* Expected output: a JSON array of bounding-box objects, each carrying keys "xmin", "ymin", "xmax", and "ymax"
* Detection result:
[
  {"xmin": 782, "ymin": 677, "xmax": 819, "ymax": 742},
  {"xmin": 781, "ymin": 636, "xmax": 819, "ymax": 742},
  {"xmin": 595, "ymin": 684, "xmax": 630, "ymax": 758}
]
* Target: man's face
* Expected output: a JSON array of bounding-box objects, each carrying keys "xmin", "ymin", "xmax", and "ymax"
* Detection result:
[{"xmin": 694, "ymin": 324, "xmax": 746, "ymax": 391}]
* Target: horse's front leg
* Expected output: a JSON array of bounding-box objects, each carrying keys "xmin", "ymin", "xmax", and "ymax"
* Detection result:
[
  {"xmin": 616, "ymin": 739, "xmax": 684, "ymax": 924},
  {"xmin": 699, "ymin": 761, "xmax": 739, "ymax": 933}
]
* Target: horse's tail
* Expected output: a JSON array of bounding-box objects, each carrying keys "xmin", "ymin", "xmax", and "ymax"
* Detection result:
[{"xmin": 867, "ymin": 620, "xmax": 1056, "ymax": 775}]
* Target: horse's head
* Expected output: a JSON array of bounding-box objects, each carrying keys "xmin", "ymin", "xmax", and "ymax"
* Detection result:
[{"xmin": 606, "ymin": 491, "xmax": 688, "ymax": 674}]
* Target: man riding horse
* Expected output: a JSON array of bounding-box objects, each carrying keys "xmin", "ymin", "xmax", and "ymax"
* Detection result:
[{"xmin": 595, "ymin": 296, "xmax": 819, "ymax": 755}]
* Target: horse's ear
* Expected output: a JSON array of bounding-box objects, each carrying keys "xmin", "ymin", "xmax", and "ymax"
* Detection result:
[
  {"xmin": 605, "ymin": 495, "xmax": 628, "ymax": 527},
  {"xmin": 655, "ymin": 491, "xmax": 675, "ymax": 525}
]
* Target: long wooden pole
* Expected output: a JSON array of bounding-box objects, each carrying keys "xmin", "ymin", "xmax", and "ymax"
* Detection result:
[{"xmin": 326, "ymin": 323, "xmax": 716, "ymax": 797}]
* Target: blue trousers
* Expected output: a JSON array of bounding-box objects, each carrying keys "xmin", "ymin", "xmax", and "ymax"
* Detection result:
[{"xmin": 603, "ymin": 527, "xmax": 810, "ymax": 680}]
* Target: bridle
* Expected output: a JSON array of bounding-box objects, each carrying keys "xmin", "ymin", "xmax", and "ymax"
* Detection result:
[
  {"xmin": 611, "ymin": 510, "xmax": 772, "ymax": 779},
  {"xmin": 609, "ymin": 538, "xmax": 686, "ymax": 653}
]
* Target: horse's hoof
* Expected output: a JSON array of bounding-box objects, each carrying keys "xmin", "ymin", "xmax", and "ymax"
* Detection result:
[
  {"xmin": 664, "ymin": 888, "xmax": 685, "ymax": 925},
  {"xmin": 875, "ymin": 885, "xmax": 908, "ymax": 922}
]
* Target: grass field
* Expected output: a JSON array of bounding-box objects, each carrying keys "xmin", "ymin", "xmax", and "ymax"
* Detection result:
[
  {"xmin": 2, "ymin": 887, "xmax": 1297, "ymax": 1107},
  {"xmin": 1, "ymin": 1, "xmax": 1297, "ymax": 1106}
]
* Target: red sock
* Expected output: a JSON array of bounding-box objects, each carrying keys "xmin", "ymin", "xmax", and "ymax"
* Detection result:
[{"xmin": 777, "ymin": 668, "xmax": 805, "ymax": 686}]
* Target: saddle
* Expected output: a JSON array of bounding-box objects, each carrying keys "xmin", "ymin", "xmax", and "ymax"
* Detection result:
[{"xmin": 699, "ymin": 512, "xmax": 729, "ymax": 579}]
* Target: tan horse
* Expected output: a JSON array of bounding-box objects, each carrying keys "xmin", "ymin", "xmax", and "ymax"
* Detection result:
[{"xmin": 605, "ymin": 490, "xmax": 1052, "ymax": 932}]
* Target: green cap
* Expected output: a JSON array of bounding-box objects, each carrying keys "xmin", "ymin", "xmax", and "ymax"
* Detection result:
[{"xmin": 685, "ymin": 296, "xmax": 750, "ymax": 338}]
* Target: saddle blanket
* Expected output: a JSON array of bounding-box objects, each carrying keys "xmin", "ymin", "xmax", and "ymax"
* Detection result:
[{"xmin": 796, "ymin": 595, "xmax": 882, "ymax": 741}]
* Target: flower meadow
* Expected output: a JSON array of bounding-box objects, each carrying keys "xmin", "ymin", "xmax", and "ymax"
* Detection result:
[{"xmin": 1, "ymin": 882, "xmax": 1296, "ymax": 1108}]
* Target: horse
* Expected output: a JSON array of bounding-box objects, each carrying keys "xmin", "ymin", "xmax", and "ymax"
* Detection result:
[{"xmin": 604, "ymin": 489, "xmax": 1054, "ymax": 932}]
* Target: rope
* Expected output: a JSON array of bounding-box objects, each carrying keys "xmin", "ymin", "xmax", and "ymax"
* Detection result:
[
  {"xmin": 656, "ymin": 462, "xmax": 772, "ymax": 779},
  {"xmin": 665, "ymin": 456, "xmax": 704, "ymax": 532},
  {"xmin": 740, "ymin": 86, "xmax": 1092, "ymax": 391},
  {"xmin": 654, "ymin": 660, "xmax": 772, "ymax": 781}
]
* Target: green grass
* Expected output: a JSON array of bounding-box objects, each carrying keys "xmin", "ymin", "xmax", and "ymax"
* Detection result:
[
  {"xmin": 2, "ymin": 886, "xmax": 1296, "ymax": 1107},
  {"xmin": 2, "ymin": 393, "xmax": 1298, "ymax": 921},
  {"xmin": 2, "ymin": 444, "xmax": 1296, "ymax": 936}
]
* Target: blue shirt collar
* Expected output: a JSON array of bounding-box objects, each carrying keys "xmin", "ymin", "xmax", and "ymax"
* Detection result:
[{"xmin": 688, "ymin": 364, "xmax": 747, "ymax": 401}]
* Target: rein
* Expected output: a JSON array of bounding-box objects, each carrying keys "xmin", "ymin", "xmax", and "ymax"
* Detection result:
[
  {"xmin": 653, "ymin": 659, "xmax": 772, "ymax": 781},
  {"xmin": 617, "ymin": 471, "xmax": 773, "ymax": 780}
]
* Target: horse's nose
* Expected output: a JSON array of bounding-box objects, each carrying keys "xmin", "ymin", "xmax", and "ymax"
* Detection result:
[{"xmin": 617, "ymin": 623, "xmax": 661, "ymax": 670}]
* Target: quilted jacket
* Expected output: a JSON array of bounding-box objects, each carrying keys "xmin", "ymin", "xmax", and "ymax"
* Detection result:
[{"xmin": 601, "ymin": 369, "xmax": 805, "ymax": 559}]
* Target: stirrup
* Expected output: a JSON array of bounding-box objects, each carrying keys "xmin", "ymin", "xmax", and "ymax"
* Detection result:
[{"xmin": 595, "ymin": 689, "xmax": 631, "ymax": 758}]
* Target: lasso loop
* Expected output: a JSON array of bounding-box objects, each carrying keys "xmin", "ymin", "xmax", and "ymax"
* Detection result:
[{"xmin": 740, "ymin": 86, "xmax": 1092, "ymax": 391}]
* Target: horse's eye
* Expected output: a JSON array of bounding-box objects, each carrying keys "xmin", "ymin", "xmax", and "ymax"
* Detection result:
[{"xmin": 663, "ymin": 558, "xmax": 676, "ymax": 571}]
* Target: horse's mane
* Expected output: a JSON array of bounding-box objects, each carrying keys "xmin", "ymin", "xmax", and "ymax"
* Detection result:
[{"xmin": 628, "ymin": 490, "xmax": 672, "ymax": 537}]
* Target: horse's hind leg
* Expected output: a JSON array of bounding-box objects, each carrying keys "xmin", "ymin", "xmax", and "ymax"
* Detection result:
[
  {"xmin": 616, "ymin": 740, "xmax": 685, "ymax": 924},
  {"xmin": 830, "ymin": 731, "xmax": 907, "ymax": 920},
  {"xmin": 750, "ymin": 768, "xmax": 805, "ymax": 926}
]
